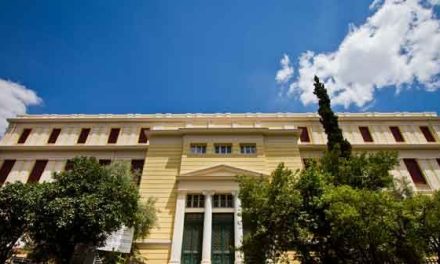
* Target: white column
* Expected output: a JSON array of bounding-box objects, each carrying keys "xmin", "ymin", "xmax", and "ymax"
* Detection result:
[
  {"xmin": 169, "ymin": 192, "xmax": 186, "ymax": 264},
  {"xmin": 201, "ymin": 191, "xmax": 213, "ymax": 264},
  {"xmin": 233, "ymin": 192, "xmax": 244, "ymax": 264}
]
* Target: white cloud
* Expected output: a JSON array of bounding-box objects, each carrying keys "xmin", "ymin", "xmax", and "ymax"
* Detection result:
[
  {"xmin": 0, "ymin": 79, "xmax": 42, "ymax": 135},
  {"xmin": 275, "ymin": 54, "xmax": 294, "ymax": 84},
  {"xmin": 278, "ymin": 0, "xmax": 440, "ymax": 108}
]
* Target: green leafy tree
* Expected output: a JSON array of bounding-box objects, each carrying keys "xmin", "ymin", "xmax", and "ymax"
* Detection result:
[
  {"xmin": 27, "ymin": 157, "xmax": 156, "ymax": 264},
  {"xmin": 238, "ymin": 164, "xmax": 302, "ymax": 264},
  {"xmin": 237, "ymin": 76, "xmax": 432, "ymax": 263},
  {"xmin": 0, "ymin": 182, "xmax": 38, "ymax": 263},
  {"xmin": 313, "ymin": 76, "xmax": 351, "ymax": 158}
]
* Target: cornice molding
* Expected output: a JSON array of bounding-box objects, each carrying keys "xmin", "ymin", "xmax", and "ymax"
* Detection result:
[
  {"xmin": 299, "ymin": 143, "xmax": 440, "ymax": 150},
  {"xmin": 0, "ymin": 145, "xmax": 148, "ymax": 152}
]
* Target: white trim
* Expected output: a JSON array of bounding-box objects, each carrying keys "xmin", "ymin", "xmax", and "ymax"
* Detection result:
[
  {"xmin": 201, "ymin": 191, "xmax": 214, "ymax": 264},
  {"xmin": 169, "ymin": 192, "xmax": 186, "ymax": 264}
]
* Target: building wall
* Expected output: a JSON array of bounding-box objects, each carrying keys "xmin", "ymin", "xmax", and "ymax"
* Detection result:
[{"xmin": 0, "ymin": 112, "xmax": 439, "ymax": 262}]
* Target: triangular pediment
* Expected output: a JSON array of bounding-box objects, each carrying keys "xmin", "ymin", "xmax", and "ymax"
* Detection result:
[{"xmin": 179, "ymin": 164, "xmax": 266, "ymax": 179}]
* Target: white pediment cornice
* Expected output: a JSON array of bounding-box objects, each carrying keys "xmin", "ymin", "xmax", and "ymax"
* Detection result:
[{"xmin": 178, "ymin": 164, "xmax": 266, "ymax": 180}]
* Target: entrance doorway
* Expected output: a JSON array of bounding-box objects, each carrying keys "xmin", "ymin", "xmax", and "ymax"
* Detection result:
[
  {"xmin": 181, "ymin": 213, "xmax": 204, "ymax": 264},
  {"xmin": 212, "ymin": 213, "xmax": 235, "ymax": 264}
]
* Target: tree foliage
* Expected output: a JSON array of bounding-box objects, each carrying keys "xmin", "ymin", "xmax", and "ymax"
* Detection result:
[
  {"xmin": 23, "ymin": 157, "xmax": 156, "ymax": 263},
  {"xmin": 0, "ymin": 182, "xmax": 38, "ymax": 263},
  {"xmin": 313, "ymin": 76, "xmax": 351, "ymax": 158},
  {"xmin": 237, "ymin": 76, "xmax": 439, "ymax": 263}
]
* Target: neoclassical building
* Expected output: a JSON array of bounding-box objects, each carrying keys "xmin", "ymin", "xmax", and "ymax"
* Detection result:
[{"xmin": 1, "ymin": 112, "xmax": 440, "ymax": 264}]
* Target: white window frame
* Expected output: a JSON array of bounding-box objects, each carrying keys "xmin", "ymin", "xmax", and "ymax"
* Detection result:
[
  {"xmin": 215, "ymin": 144, "xmax": 232, "ymax": 154},
  {"xmin": 190, "ymin": 144, "xmax": 207, "ymax": 154},
  {"xmin": 240, "ymin": 144, "xmax": 256, "ymax": 154}
]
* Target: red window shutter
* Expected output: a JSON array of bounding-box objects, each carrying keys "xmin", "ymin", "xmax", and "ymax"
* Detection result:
[
  {"xmin": 77, "ymin": 128, "xmax": 90, "ymax": 144},
  {"xmin": 299, "ymin": 127, "xmax": 310, "ymax": 142},
  {"xmin": 27, "ymin": 160, "xmax": 48, "ymax": 183},
  {"xmin": 47, "ymin": 128, "xmax": 61, "ymax": 144},
  {"xmin": 0, "ymin": 160, "xmax": 16, "ymax": 185},
  {"xmin": 17, "ymin": 128, "xmax": 32, "ymax": 144},
  {"xmin": 99, "ymin": 159, "xmax": 111, "ymax": 166},
  {"xmin": 420, "ymin": 126, "xmax": 436, "ymax": 142},
  {"xmin": 138, "ymin": 128, "xmax": 149, "ymax": 143},
  {"xmin": 403, "ymin": 159, "xmax": 427, "ymax": 185},
  {"xmin": 108, "ymin": 128, "xmax": 120, "ymax": 144},
  {"xmin": 389, "ymin": 126, "xmax": 404, "ymax": 142},
  {"xmin": 359, "ymin": 127, "xmax": 374, "ymax": 142}
]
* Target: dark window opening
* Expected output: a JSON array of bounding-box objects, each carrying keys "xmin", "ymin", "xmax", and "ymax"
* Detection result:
[
  {"xmin": 64, "ymin": 160, "xmax": 74, "ymax": 171},
  {"xmin": 28, "ymin": 160, "xmax": 48, "ymax": 183},
  {"xmin": 403, "ymin": 159, "xmax": 427, "ymax": 185},
  {"xmin": 108, "ymin": 128, "xmax": 120, "ymax": 144},
  {"xmin": 299, "ymin": 127, "xmax": 310, "ymax": 142},
  {"xmin": 420, "ymin": 126, "xmax": 436, "ymax": 142},
  {"xmin": 47, "ymin": 128, "xmax": 61, "ymax": 144},
  {"xmin": 77, "ymin": 128, "xmax": 90, "ymax": 144},
  {"xmin": 359, "ymin": 127, "xmax": 374, "ymax": 142},
  {"xmin": 17, "ymin": 128, "xmax": 32, "ymax": 144},
  {"xmin": 99, "ymin": 159, "xmax": 111, "ymax": 166},
  {"xmin": 390, "ymin": 126, "xmax": 404, "ymax": 142},
  {"xmin": 0, "ymin": 160, "xmax": 16, "ymax": 185},
  {"xmin": 138, "ymin": 128, "xmax": 149, "ymax": 143},
  {"xmin": 131, "ymin": 159, "xmax": 145, "ymax": 186},
  {"xmin": 302, "ymin": 158, "xmax": 312, "ymax": 169}
]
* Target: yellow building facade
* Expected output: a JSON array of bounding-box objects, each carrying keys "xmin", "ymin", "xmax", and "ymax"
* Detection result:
[{"xmin": 1, "ymin": 112, "xmax": 440, "ymax": 263}]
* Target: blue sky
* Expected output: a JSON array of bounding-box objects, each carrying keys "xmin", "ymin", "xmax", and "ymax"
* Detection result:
[{"xmin": 0, "ymin": 0, "xmax": 439, "ymax": 131}]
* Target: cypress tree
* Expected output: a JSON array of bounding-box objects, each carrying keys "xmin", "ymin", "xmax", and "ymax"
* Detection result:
[{"xmin": 313, "ymin": 76, "xmax": 352, "ymax": 158}]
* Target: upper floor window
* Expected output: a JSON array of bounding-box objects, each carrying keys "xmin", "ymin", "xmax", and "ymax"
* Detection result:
[
  {"xmin": 359, "ymin": 126, "xmax": 374, "ymax": 142},
  {"xmin": 108, "ymin": 128, "xmax": 120, "ymax": 144},
  {"xmin": 0, "ymin": 160, "xmax": 16, "ymax": 185},
  {"xmin": 138, "ymin": 128, "xmax": 149, "ymax": 143},
  {"xmin": 77, "ymin": 128, "xmax": 90, "ymax": 144},
  {"xmin": 420, "ymin": 126, "xmax": 436, "ymax": 142},
  {"xmin": 240, "ymin": 144, "xmax": 256, "ymax": 154},
  {"xmin": 17, "ymin": 128, "xmax": 32, "ymax": 144},
  {"xmin": 191, "ymin": 144, "xmax": 207, "ymax": 154},
  {"xmin": 213, "ymin": 194, "xmax": 233, "ymax": 208},
  {"xmin": 27, "ymin": 160, "xmax": 48, "ymax": 183},
  {"xmin": 47, "ymin": 128, "xmax": 61, "ymax": 144},
  {"xmin": 403, "ymin": 159, "xmax": 427, "ymax": 186},
  {"xmin": 215, "ymin": 144, "xmax": 232, "ymax": 154},
  {"xmin": 299, "ymin": 127, "xmax": 310, "ymax": 142},
  {"xmin": 389, "ymin": 126, "xmax": 404, "ymax": 142},
  {"xmin": 186, "ymin": 194, "xmax": 205, "ymax": 208}
]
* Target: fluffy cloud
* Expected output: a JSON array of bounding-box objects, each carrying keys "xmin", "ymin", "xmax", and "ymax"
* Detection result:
[
  {"xmin": 0, "ymin": 79, "xmax": 42, "ymax": 135},
  {"xmin": 279, "ymin": 0, "xmax": 440, "ymax": 108},
  {"xmin": 275, "ymin": 54, "xmax": 294, "ymax": 84}
]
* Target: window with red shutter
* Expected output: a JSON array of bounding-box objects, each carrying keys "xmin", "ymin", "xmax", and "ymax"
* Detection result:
[
  {"xmin": 27, "ymin": 160, "xmax": 48, "ymax": 183},
  {"xmin": 389, "ymin": 126, "xmax": 404, "ymax": 142},
  {"xmin": 77, "ymin": 128, "xmax": 90, "ymax": 144},
  {"xmin": 420, "ymin": 126, "xmax": 436, "ymax": 142},
  {"xmin": 99, "ymin": 159, "xmax": 111, "ymax": 166},
  {"xmin": 17, "ymin": 128, "xmax": 32, "ymax": 144},
  {"xmin": 138, "ymin": 128, "xmax": 149, "ymax": 143},
  {"xmin": 403, "ymin": 159, "xmax": 427, "ymax": 185},
  {"xmin": 47, "ymin": 128, "xmax": 61, "ymax": 144},
  {"xmin": 108, "ymin": 128, "xmax": 120, "ymax": 144},
  {"xmin": 0, "ymin": 160, "xmax": 16, "ymax": 185},
  {"xmin": 299, "ymin": 127, "xmax": 310, "ymax": 142},
  {"xmin": 359, "ymin": 127, "xmax": 374, "ymax": 142}
]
